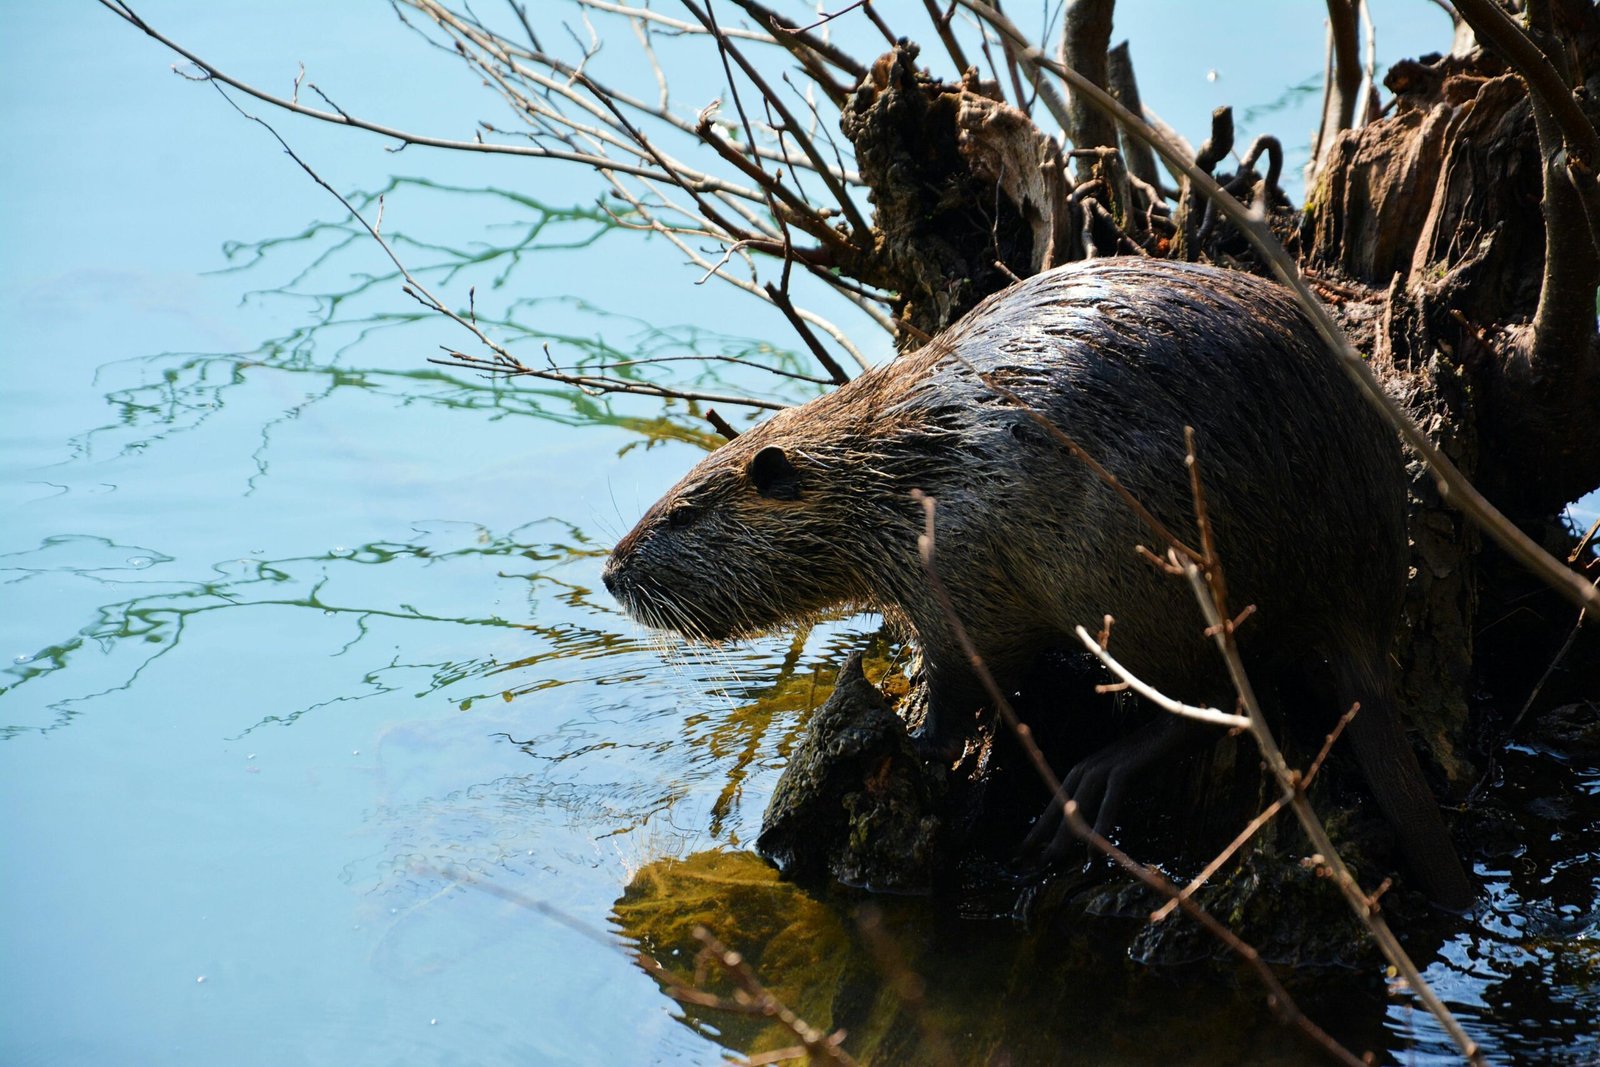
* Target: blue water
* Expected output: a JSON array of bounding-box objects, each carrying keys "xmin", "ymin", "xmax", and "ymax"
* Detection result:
[{"xmin": 5, "ymin": 4, "xmax": 1594, "ymax": 1065}]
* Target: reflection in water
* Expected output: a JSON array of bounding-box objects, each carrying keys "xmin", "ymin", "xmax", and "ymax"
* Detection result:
[
  {"xmin": 74, "ymin": 303, "xmax": 796, "ymax": 473},
  {"xmin": 0, "ymin": 521, "xmax": 645, "ymax": 740},
  {"xmin": 5, "ymin": 181, "xmax": 825, "ymax": 741},
  {"xmin": 614, "ymin": 779, "xmax": 1600, "ymax": 1067},
  {"xmin": 359, "ymin": 621, "xmax": 895, "ymax": 896},
  {"xmin": 69, "ymin": 180, "xmax": 822, "ymax": 471},
  {"xmin": 612, "ymin": 850, "xmax": 1391, "ymax": 1066},
  {"xmin": 614, "ymin": 852, "xmax": 855, "ymax": 1058}
]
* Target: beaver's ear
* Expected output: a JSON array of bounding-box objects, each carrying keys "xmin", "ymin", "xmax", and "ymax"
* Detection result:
[{"xmin": 749, "ymin": 446, "xmax": 802, "ymax": 500}]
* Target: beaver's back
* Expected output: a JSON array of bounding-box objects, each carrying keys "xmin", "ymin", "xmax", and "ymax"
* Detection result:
[{"xmin": 890, "ymin": 258, "xmax": 1406, "ymax": 695}]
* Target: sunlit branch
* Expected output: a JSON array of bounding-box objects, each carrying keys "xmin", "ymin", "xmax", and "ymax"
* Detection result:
[
  {"xmin": 680, "ymin": 0, "xmax": 872, "ymax": 240},
  {"xmin": 1070, "ymin": 625, "xmax": 1249, "ymax": 729},
  {"xmin": 409, "ymin": 0, "xmax": 866, "ymax": 185}
]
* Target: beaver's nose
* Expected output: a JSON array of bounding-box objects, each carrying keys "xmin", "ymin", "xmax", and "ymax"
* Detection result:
[{"xmin": 600, "ymin": 560, "xmax": 619, "ymax": 596}]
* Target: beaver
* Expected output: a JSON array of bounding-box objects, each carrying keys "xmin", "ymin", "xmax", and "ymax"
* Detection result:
[{"xmin": 602, "ymin": 257, "xmax": 1473, "ymax": 909}]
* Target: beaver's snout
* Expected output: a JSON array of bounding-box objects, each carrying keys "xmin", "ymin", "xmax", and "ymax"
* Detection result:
[
  {"xmin": 600, "ymin": 555, "xmax": 626, "ymax": 600},
  {"xmin": 602, "ymin": 545, "xmax": 658, "ymax": 629},
  {"xmin": 601, "ymin": 553, "xmax": 648, "ymax": 627}
]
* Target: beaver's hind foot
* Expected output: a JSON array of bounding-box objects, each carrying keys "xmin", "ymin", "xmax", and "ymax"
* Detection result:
[{"xmin": 1018, "ymin": 716, "xmax": 1208, "ymax": 862}]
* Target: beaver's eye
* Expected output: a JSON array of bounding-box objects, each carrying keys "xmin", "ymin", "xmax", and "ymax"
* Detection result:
[{"xmin": 666, "ymin": 502, "xmax": 699, "ymax": 529}]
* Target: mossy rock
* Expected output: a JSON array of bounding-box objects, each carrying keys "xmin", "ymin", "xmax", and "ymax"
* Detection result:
[{"xmin": 757, "ymin": 651, "xmax": 947, "ymax": 893}]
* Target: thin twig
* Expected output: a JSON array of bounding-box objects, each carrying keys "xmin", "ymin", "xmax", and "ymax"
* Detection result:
[
  {"xmin": 921, "ymin": 0, "xmax": 970, "ymax": 75},
  {"xmin": 728, "ymin": 0, "xmax": 869, "ymax": 81},
  {"xmin": 681, "ymin": 0, "xmax": 872, "ymax": 240},
  {"xmin": 799, "ymin": 0, "xmax": 870, "ymax": 34},
  {"xmin": 1150, "ymin": 796, "xmax": 1288, "ymax": 923},
  {"xmin": 1151, "ymin": 703, "xmax": 1362, "ymax": 924},
  {"xmin": 1176, "ymin": 433, "xmax": 1483, "ymax": 1064},
  {"xmin": 764, "ymin": 283, "xmax": 852, "ymax": 384},
  {"xmin": 102, "ymin": 0, "xmax": 749, "ymax": 196},
  {"xmin": 1507, "ymin": 575, "xmax": 1596, "ymax": 735},
  {"xmin": 705, "ymin": 408, "xmax": 741, "ymax": 440},
  {"xmin": 1071, "ymin": 625, "xmax": 1250, "ymax": 729},
  {"xmin": 1306, "ymin": 704, "xmax": 1363, "ymax": 788}
]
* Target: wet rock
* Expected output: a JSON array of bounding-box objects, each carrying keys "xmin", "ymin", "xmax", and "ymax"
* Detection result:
[
  {"xmin": 1530, "ymin": 701, "xmax": 1600, "ymax": 758},
  {"xmin": 757, "ymin": 651, "xmax": 946, "ymax": 893}
]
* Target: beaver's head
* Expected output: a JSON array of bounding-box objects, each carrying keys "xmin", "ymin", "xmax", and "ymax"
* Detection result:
[
  {"xmin": 602, "ymin": 427, "xmax": 844, "ymax": 640},
  {"xmin": 601, "ymin": 383, "xmax": 941, "ymax": 641}
]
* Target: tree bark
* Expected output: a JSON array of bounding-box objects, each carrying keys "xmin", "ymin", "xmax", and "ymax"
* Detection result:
[{"xmin": 1298, "ymin": 21, "xmax": 1600, "ymax": 773}]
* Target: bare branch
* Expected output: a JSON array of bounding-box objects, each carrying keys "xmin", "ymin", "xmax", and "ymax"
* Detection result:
[
  {"xmin": 1060, "ymin": 0, "xmax": 1118, "ymax": 181},
  {"xmin": 705, "ymin": 408, "xmax": 741, "ymax": 440},
  {"xmin": 601, "ymin": 173, "xmax": 875, "ymax": 369},
  {"xmin": 1312, "ymin": 0, "xmax": 1362, "ymax": 173},
  {"xmin": 1175, "ymin": 429, "xmax": 1479, "ymax": 1059},
  {"xmin": 1071, "ymin": 625, "xmax": 1250, "ymax": 729},
  {"xmin": 726, "ymin": 0, "xmax": 869, "ymax": 82},
  {"xmin": 693, "ymin": 109, "xmax": 857, "ymax": 256},
  {"xmin": 198, "ymin": 78, "xmax": 787, "ymax": 413},
  {"xmin": 681, "ymin": 0, "xmax": 872, "ymax": 240},
  {"xmin": 1238, "ymin": 134, "xmax": 1284, "ymax": 194},
  {"xmin": 1153, "ymin": 701, "xmax": 1356, "ymax": 920},
  {"xmin": 574, "ymin": 0, "xmax": 769, "ymax": 41},
  {"xmin": 857, "ymin": 1, "xmax": 900, "ymax": 46},
  {"xmin": 99, "ymin": 0, "xmax": 746, "ymax": 196},
  {"xmin": 1177, "ymin": 551, "xmax": 1484, "ymax": 1065},
  {"xmin": 1149, "ymin": 795, "xmax": 1288, "ymax": 923},
  {"xmin": 921, "ymin": 0, "xmax": 971, "ymax": 76},
  {"xmin": 414, "ymin": 2, "xmax": 867, "ymax": 192},
  {"xmin": 1305, "ymin": 704, "xmax": 1363, "ymax": 788},
  {"xmin": 763, "ymin": 284, "xmax": 852, "ymax": 384}
]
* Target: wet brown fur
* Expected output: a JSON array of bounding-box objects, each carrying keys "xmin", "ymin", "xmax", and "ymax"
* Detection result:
[{"xmin": 603, "ymin": 258, "xmax": 1473, "ymax": 908}]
